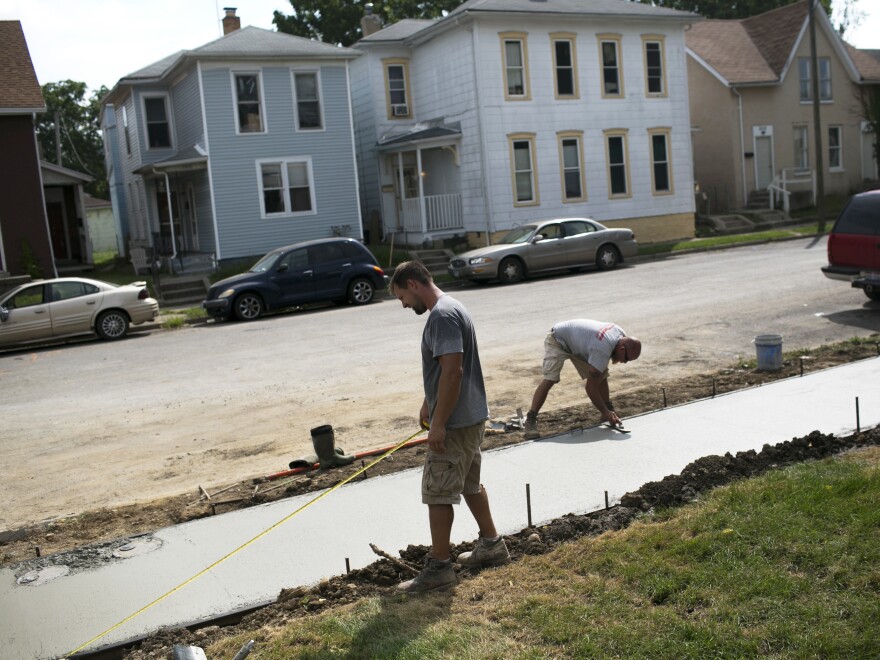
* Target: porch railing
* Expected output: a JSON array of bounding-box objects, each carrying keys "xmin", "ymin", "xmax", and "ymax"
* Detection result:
[
  {"xmin": 401, "ymin": 193, "xmax": 463, "ymax": 233},
  {"xmin": 768, "ymin": 168, "xmax": 815, "ymax": 213}
]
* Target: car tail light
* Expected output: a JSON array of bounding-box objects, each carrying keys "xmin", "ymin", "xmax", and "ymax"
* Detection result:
[{"xmin": 138, "ymin": 288, "xmax": 149, "ymax": 300}]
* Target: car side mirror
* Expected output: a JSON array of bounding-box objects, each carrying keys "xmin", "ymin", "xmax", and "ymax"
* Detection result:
[
  {"xmin": 277, "ymin": 263, "xmax": 289, "ymax": 273},
  {"xmin": 531, "ymin": 234, "xmax": 545, "ymax": 243},
  {"xmin": 0, "ymin": 305, "xmax": 8, "ymax": 322}
]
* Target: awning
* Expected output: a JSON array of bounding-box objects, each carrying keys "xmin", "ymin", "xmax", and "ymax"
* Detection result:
[
  {"xmin": 135, "ymin": 146, "xmax": 208, "ymax": 175},
  {"xmin": 377, "ymin": 125, "xmax": 461, "ymax": 152}
]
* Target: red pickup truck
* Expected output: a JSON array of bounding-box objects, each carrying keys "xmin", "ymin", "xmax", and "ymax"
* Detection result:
[{"xmin": 821, "ymin": 189, "xmax": 880, "ymax": 301}]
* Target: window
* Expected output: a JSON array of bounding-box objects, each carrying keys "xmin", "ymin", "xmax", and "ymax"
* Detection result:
[
  {"xmin": 49, "ymin": 281, "xmax": 99, "ymax": 302},
  {"xmin": 235, "ymin": 73, "xmax": 264, "ymax": 133},
  {"xmin": 828, "ymin": 125, "xmax": 842, "ymax": 170},
  {"xmin": 649, "ymin": 128, "xmax": 673, "ymax": 194},
  {"xmin": 564, "ymin": 220, "xmax": 596, "ymax": 236},
  {"xmin": 143, "ymin": 96, "xmax": 171, "ymax": 149},
  {"xmin": 598, "ymin": 35, "xmax": 623, "ymax": 97},
  {"xmin": 257, "ymin": 158, "xmax": 315, "ymax": 217},
  {"xmin": 395, "ymin": 166, "xmax": 419, "ymax": 199},
  {"xmin": 557, "ymin": 131, "xmax": 586, "ymax": 202},
  {"xmin": 279, "ymin": 248, "xmax": 309, "ymax": 270},
  {"xmin": 551, "ymin": 34, "xmax": 578, "ymax": 99},
  {"xmin": 798, "ymin": 58, "xmax": 832, "ymax": 102},
  {"xmin": 643, "ymin": 36, "xmax": 666, "ymax": 96},
  {"xmin": 383, "ymin": 59, "xmax": 411, "ymax": 119},
  {"xmin": 508, "ymin": 133, "xmax": 538, "ymax": 205},
  {"xmin": 121, "ymin": 105, "xmax": 131, "ymax": 155},
  {"xmin": 501, "ymin": 32, "xmax": 530, "ymax": 100},
  {"xmin": 10, "ymin": 285, "xmax": 44, "ymax": 309},
  {"xmin": 293, "ymin": 72, "xmax": 323, "ymax": 130},
  {"xmin": 604, "ymin": 129, "xmax": 631, "ymax": 197},
  {"xmin": 794, "ymin": 125, "xmax": 809, "ymax": 170}
]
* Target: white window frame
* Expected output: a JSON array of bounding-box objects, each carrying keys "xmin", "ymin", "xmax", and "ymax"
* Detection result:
[
  {"xmin": 232, "ymin": 71, "xmax": 266, "ymax": 135},
  {"xmin": 828, "ymin": 125, "xmax": 843, "ymax": 171},
  {"xmin": 508, "ymin": 133, "xmax": 539, "ymax": 206},
  {"xmin": 642, "ymin": 35, "xmax": 666, "ymax": 97},
  {"xmin": 500, "ymin": 32, "xmax": 531, "ymax": 101},
  {"xmin": 598, "ymin": 35, "xmax": 624, "ymax": 98},
  {"xmin": 798, "ymin": 57, "xmax": 832, "ymax": 102},
  {"xmin": 292, "ymin": 69, "xmax": 324, "ymax": 131},
  {"xmin": 793, "ymin": 125, "xmax": 810, "ymax": 171},
  {"xmin": 141, "ymin": 94, "xmax": 174, "ymax": 150},
  {"xmin": 551, "ymin": 33, "xmax": 579, "ymax": 99},
  {"xmin": 557, "ymin": 131, "xmax": 586, "ymax": 202},
  {"xmin": 604, "ymin": 129, "xmax": 631, "ymax": 198},
  {"xmin": 383, "ymin": 59, "xmax": 412, "ymax": 119},
  {"xmin": 648, "ymin": 127, "xmax": 674, "ymax": 194},
  {"xmin": 256, "ymin": 157, "xmax": 317, "ymax": 218}
]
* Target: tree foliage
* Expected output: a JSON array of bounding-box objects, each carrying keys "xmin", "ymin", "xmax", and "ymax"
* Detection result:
[
  {"xmin": 274, "ymin": 0, "xmax": 460, "ymax": 47},
  {"xmin": 636, "ymin": 0, "xmax": 833, "ymax": 22},
  {"xmin": 34, "ymin": 81, "xmax": 109, "ymax": 199}
]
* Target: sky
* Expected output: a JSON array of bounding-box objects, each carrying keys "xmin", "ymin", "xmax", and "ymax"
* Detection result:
[{"xmin": 2, "ymin": 0, "xmax": 879, "ymax": 95}]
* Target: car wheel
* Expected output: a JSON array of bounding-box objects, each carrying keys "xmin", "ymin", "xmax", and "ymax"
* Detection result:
[
  {"xmin": 233, "ymin": 293, "xmax": 264, "ymax": 321},
  {"xmin": 498, "ymin": 257, "xmax": 524, "ymax": 284},
  {"xmin": 348, "ymin": 278, "xmax": 375, "ymax": 305},
  {"xmin": 596, "ymin": 245, "xmax": 620, "ymax": 271},
  {"xmin": 96, "ymin": 310, "xmax": 130, "ymax": 340},
  {"xmin": 864, "ymin": 287, "xmax": 880, "ymax": 302}
]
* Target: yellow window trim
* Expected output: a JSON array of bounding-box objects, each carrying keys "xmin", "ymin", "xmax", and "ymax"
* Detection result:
[
  {"xmin": 500, "ymin": 32, "xmax": 531, "ymax": 102},
  {"xmin": 648, "ymin": 127, "xmax": 675, "ymax": 196},
  {"xmin": 508, "ymin": 132, "xmax": 540, "ymax": 207},
  {"xmin": 557, "ymin": 130, "xmax": 587, "ymax": 202},
  {"xmin": 641, "ymin": 35, "xmax": 667, "ymax": 98},
  {"xmin": 597, "ymin": 34, "xmax": 625, "ymax": 99},
  {"xmin": 382, "ymin": 58, "xmax": 412, "ymax": 120},
  {"xmin": 603, "ymin": 128, "xmax": 632, "ymax": 199},
  {"xmin": 550, "ymin": 32, "xmax": 579, "ymax": 100}
]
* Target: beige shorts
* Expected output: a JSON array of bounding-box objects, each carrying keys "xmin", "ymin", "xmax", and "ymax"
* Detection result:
[
  {"xmin": 421, "ymin": 422, "xmax": 484, "ymax": 505},
  {"xmin": 542, "ymin": 331, "xmax": 608, "ymax": 382}
]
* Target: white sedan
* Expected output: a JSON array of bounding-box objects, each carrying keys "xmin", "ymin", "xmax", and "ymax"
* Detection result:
[{"xmin": 0, "ymin": 277, "xmax": 159, "ymax": 348}]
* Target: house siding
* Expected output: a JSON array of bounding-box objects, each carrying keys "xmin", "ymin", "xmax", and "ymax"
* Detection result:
[
  {"xmin": 203, "ymin": 63, "xmax": 361, "ymax": 260},
  {"xmin": 171, "ymin": 67, "xmax": 204, "ymax": 150}
]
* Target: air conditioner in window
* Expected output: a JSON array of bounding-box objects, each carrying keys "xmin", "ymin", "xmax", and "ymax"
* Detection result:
[{"xmin": 391, "ymin": 105, "xmax": 409, "ymax": 117}]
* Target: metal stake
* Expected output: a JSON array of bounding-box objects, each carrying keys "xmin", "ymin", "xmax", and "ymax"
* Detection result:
[
  {"xmin": 345, "ymin": 558, "xmax": 350, "ymax": 574},
  {"xmin": 361, "ymin": 460, "xmax": 367, "ymax": 480},
  {"xmin": 35, "ymin": 546, "xmax": 41, "ymax": 558},
  {"xmin": 662, "ymin": 387, "xmax": 667, "ymax": 408},
  {"xmin": 604, "ymin": 491, "xmax": 609, "ymax": 510},
  {"xmin": 712, "ymin": 378, "xmax": 716, "ymax": 397},
  {"xmin": 526, "ymin": 483, "xmax": 532, "ymax": 528},
  {"xmin": 856, "ymin": 396, "xmax": 860, "ymax": 434},
  {"xmin": 799, "ymin": 357, "xmax": 804, "ymax": 377}
]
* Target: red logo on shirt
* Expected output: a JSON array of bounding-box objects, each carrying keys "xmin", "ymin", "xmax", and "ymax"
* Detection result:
[{"xmin": 596, "ymin": 323, "xmax": 614, "ymax": 340}]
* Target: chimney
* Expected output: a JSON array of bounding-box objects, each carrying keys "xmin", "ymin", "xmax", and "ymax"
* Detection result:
[
  {"xmin": 361, "ymin": 3, "xmax": 383, "ymax": 38},
  {"xmin": 222, "ymin": 7, "xmax": 241, "ymax": 35}
]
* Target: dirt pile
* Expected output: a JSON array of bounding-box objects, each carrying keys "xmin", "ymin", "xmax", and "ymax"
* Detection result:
[{"xmin": 125, "ymin": 426, "xmax": 880, "ymax": 660}]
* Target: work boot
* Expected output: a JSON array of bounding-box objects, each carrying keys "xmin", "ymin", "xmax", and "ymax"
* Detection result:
[
  {"xmin": 456, "ymin": 534, "xmax": 510, "ymax": 567},
  {"xmin": 311, "ymin": 425, "xmax": 355, "ymax": 469},
  {"xmin": 396, "ymin": 557, "xmax": 457, "ymax": 593},
  {"xmin": 524, "ymin": 411, "xmax": 540, "ymax": 440}
]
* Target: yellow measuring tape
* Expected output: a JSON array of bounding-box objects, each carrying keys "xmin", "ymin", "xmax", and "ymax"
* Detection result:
[{"xmin": 67, "ymin": 426, "xmax": 427, "ymax": 656}]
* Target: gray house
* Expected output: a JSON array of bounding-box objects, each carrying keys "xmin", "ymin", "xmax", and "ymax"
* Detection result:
[{"xmin": 101, "ymin": 10, "xmax": 362, "ymax": 271}]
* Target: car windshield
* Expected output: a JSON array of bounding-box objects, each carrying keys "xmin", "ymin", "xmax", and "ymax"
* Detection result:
[
  {"xmin": 498, "ymin": 225, "xmax": 538, "ymax": 244},
  {"xmin": 250, "ymin": 251, "xmax": 282, "ymax": 273}
]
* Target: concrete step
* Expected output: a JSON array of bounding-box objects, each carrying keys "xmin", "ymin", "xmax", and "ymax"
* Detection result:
[
  {"xmin": 409, "ymin": 249, "xmax": 454, "ymax": 274},
  {"xmin": 157, "ymin": 276, "xmax": 208, "ymax": 306}
]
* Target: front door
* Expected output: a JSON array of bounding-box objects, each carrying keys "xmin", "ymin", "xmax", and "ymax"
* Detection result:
[
  {"xmin": 755, "ymin": 135, "xmax": 774, "ymax": 190},
  {"xmin": 0, "ymin": 284, "xmax": 52, "ymax": 344},
  {"xmin": 156, "ymin": 190, "xmax": 185, "ymax": 255},
  {"xmin": 271, "ymin": 247, "xmax": 315, "ymax": 307},
  {"xmin": 526, "ymin": 223, "xmax": 566, "ymax": 272}
]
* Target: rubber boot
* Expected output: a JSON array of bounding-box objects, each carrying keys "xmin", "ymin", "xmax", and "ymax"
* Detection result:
[{"xmin": 311, "ymin": 425, "xmax": 355, "ymax": 469}]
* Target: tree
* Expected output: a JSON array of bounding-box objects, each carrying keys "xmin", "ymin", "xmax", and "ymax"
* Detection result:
[
  {"xmin": 635, "ymin": 0, "xmax": 837, "ymax": 23},
  {"xmin": 34, "ymin": 81, "xmax": 109, "ymax": 199},
  {"xmin": 858, "ymin": 86, "xmax": 880, "ymax": 177},
  {"xmin": 274, "ymin": 0, "xmax": 460, "ymax": 47}
]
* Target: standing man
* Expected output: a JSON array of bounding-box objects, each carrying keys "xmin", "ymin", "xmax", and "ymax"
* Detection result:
[
  {"xmin": 390, "ymin": 261, "xmax": 509, "ymax": 593},
  {"xmin": 525, "ymin": 319, "xmax": 641, "ymax": 439}
]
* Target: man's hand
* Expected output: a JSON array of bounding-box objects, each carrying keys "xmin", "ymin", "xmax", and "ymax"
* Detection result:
[
  {"xmin": 427, "ymin": 425, "xmax": 446, "ymax": 453},
  {"xmin": 603, "ymin": 410, "xmax": 622, "ymax": 427}
]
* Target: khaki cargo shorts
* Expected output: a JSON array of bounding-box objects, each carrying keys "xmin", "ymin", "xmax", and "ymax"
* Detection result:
[
  {"xmin": 542, "ymin": 330, "xmax": 596, "ymax": 382},
  {"xmin": 421, "ymin": 422, "xmax": 485, "ymax": 505}
]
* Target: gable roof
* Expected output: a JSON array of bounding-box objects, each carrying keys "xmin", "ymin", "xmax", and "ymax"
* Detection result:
[
  {"xmin": 687, "ymin": 0, "xmax": 876, "ymax": 86},
  {"xmin": 0, "ymin": 21, "xmax": 46, "ymax": 114},
  {"xmin": 845, "ymin": 44, "xmax": 880, "ymax": 83}
]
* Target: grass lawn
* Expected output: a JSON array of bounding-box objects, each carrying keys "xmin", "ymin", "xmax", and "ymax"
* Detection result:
[{"xmin": 205, "ymin": 447, "xmax": 880, "ymax": 658}]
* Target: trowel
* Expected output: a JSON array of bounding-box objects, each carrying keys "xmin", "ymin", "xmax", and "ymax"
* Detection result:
[{"xmin": 603, "ymin": 422, "xmax": 630, "ymax": 433}]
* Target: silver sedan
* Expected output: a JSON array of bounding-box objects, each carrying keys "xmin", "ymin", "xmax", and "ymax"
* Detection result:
[
  {"xmin": 449, "ymin": 218, "xmax": 637, "ymax": 284},
  {"xmin": 0, "ymin": 277, "xmax": 159, "ymax": 348}
]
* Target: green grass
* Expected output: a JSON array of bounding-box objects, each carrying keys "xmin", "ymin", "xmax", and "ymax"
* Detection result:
[
  {"xmin": 639, "ymin": 222, "xmax": 822, "ymax": 257},
  {"xmin": 206, "ymin": 449, "xmax": 880, "ymax": 659}
]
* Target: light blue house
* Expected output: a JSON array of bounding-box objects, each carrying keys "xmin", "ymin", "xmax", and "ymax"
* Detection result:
[{"xmin": 101, "ymin": 10, "xmax": 362, "ymax": 271}]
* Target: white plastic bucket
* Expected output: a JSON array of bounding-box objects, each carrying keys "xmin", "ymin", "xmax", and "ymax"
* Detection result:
[{"xmin": 754, "ymin": 334, "xmax": 783, "ymax": 371}]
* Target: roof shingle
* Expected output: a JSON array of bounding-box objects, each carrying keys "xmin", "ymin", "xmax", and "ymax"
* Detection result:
[{"xmin": 0, "ymin": 21, "xmax": 46, "ymax": 112}]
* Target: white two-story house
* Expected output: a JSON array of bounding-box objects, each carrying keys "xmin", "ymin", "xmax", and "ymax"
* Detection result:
[
  {"xmin": 350, "ymin": 0, "xmax": 700, "ymax": 248},
  {"xmin": 101, "ymin": 10, "xmax": 362, "ymax": 270}
]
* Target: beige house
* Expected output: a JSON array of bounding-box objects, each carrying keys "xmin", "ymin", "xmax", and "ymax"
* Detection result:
[{"xmin": 686, "ymin": 0, "xmax": 880, "ymax": 214}]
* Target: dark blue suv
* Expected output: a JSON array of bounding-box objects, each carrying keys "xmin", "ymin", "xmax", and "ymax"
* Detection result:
[{"xmin": 202, "ymin": 238, "xmax": 388, "ymax": 321}]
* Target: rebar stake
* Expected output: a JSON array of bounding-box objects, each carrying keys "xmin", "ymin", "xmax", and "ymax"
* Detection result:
[
  {"xmin": 361, "ymin": 460, "xmax": 367, "ymax": 480},
  {"xmin": 35, "ymin": 546, "xmax": 41, "ymax": 558},
  {"xmin": 526, "ymin": 483, "xmax": 532, "ymax": 528},
  {"xmin": 662, "ymin": 387, "xmax": 667, "ymax": 408},
  {"xmin": 856, "ymin": 396, "xmax": 861, "ymax": 434},
  {"xmin": 604, "ymin": 491, "xmax": 609, "ymax": 510},
  {"xmin": 345, "ymin": 558, "xmax": 350, "ymax": 574},
  {"xmin": 799, "ymin": 357, "xmax": 804, "ymax": 377},
  {"xmin": 712, "ymin": 378, "xmax": 716, "ymax": 397}
]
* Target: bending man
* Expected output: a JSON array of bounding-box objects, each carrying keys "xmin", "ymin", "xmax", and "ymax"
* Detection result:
[{"xmin": 525, "ymin": 319, "xmax": 641, "ymax": 439}]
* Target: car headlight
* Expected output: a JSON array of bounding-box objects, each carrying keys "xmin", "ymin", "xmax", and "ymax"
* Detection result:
[
  {"xmin": 219, "ymin": 288, "xmax": 236, "ymax": 299},
  {"xmin": 468, "ymin": 257, "xmax": 494, "ymax": 265}
]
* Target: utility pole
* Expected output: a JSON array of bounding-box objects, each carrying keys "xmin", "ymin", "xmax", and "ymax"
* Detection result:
[
  {"xmin": 54, "ymin": 111, "xmax": 63, "ymax": 166},
  {"xmin": 809, "ymin": 0, "xmax": 826, "ymax": 232}
]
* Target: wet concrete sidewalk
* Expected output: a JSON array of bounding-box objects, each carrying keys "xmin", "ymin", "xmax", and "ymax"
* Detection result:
[{"xmin": 2, "ymin": 359, "xmax": 878, "ymax": 659}]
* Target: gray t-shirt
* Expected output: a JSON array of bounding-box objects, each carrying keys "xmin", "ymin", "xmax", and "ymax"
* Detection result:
[
  {"xmin": 552, "ymin": 319, "xmax": 626, "ymax": 373},
  {"xmin": 422, "ymin": 294, "xmax": 489, "ymax": 428}
]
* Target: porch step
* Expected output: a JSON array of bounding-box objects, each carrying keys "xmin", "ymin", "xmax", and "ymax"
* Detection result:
[
  {"xmin": 703, "ymin": 214, "xmax": 755, "ymax": 234},
  {"xmin": 157, "ymin": 275, "xmax": 209, "ymax": 307},
  {"xmin": 409, "ymin": 249, "xmax": 455, "ymax": 276}
]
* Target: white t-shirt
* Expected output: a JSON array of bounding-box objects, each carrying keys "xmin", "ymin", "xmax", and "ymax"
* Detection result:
[{"xmin": 552, "ymin": 319, "xmax": 626, "ymax": 373}]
